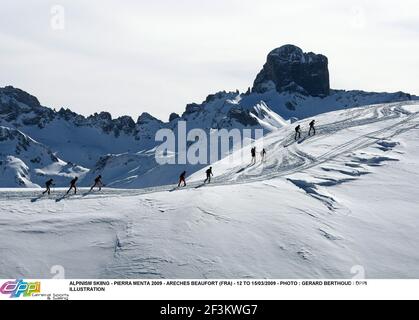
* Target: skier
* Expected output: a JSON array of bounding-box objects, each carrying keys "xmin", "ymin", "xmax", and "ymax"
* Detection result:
[
  {"xmin": 204, "ymin": 167, "xmax": 213, "ymax": 184},
  {"xmin": 66, "ymin": 177, "xmax": 78, "ymax": 195},
  {"xmin": 90, "ymin": 175, "xmax": 103, "ymax": 192},
  {"xmin": 260, "ymin": 148, "xmax": 267, "ymax": 162},
  {"xmin": 178, "ymin": 171, "xmax": 187, "ymax": 187},
  {"xmin": 251, "ymin": 147, "xmax": 257, "ymax": 164},
  {"xmin": 42, "ymin": 179, "xmax": 54, "ymax": 195},
  {"xmin": 309, "ymin": 120, "xmax": 316, "ymax": 136},
  {"xmin": 295, "ymin": 125, "xmax": 301, "ymax": 140}
]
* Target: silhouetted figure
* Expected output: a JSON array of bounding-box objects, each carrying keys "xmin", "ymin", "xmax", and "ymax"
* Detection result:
[
  {"xmin": 90, "ymin": 175, "xmax": 103, "ymax": 192},
  {"xmin": 295, "ymin": 125, "xmax": 301, "ymax": 140},
  {"xmin": 251, "ymin": 147, "xmax": 257, "ymax": 164},
  {"xmin": 309, "ymin": 120, "xmax": 316, "ymax": 136},
  {"xmin": 43, "ymin": 179, "xmax": 54, "ymax": 195},
  {"xmin": 204, "ymin": 167, "xmax": 213, "ymax": 184},
  {"xmin": 178, "ymin": 171, "xmax": 187, "ymax": 187},
  {"xmin": 67, "ymin": 177, "xmax": 78, "ymax": 195},
  {"xmin": 261, "ymin": 148, "xmax": 267, "ymax": 162}
]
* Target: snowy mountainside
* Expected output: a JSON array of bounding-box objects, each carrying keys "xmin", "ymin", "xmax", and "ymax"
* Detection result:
[
  {"xmin": 83, "ymin": 92, "xmax": 418, "ymax": 189},
  {"xmin": 0, "ymin": 86, "xmax": 286, "ymax": 170},
  {"xmin": 189, "ymin": 101, "xmax": 419, "ymax": 185},
  {"xmin": 0, "ymin": 86, "xmax": 151, "ymax": 167},
  {"xmin": 1, "ymin": 101, "xmax": 418, "ymax": 278},
  {"xmin": 1, "ymin": 44, "xmax": 418, "ymax": 188},
  {"xmin": 0, "ymin": 126, "xmax": 88, "ymax": 188},
  {"xmin": 1, "ymin": 85, "xmax": 415, "ymax": 188}
]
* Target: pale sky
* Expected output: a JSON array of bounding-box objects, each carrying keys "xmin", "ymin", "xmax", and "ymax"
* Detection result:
[{"xmin": 1, "ymin": 0, "xmax": 418, "ymax": 121}]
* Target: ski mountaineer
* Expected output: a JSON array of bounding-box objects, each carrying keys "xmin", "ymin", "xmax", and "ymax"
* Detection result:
[
  {"xmin": 178, "ymin": 171, "xmax": 187, "ymax": 187},
  {"xmin": 309, "ymin": 120, "xmax": 316, "ymax": 136},
  {"xmin": 204, "ymin": 167, "xmax": 213, "ymax": 184},
  {"xmin": 66, "ymin": 177, "xmax": 78, "ymax": 195},
  {"xmin": 90, "ymin": 175, "xmax": 103, "ymax": 192},
  {"xmin": 251, "ymin": 147, "xmax": 257, "ymax": 164},
  {"xmin": 295, "ymin": 125, "xmax": 301, "ymax": 140},
  {"xmin": 42, "ymin": 179, "xmax": 54, "ymax": 195},
  {"xmin": 261, "ymin": 148, "xmax": 266, "ymax": 162}
]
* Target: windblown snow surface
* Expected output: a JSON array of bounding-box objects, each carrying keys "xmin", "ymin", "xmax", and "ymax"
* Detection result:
[{"xmin": 0, "ymin": 102, "xmax": 418, "ymax": 279}]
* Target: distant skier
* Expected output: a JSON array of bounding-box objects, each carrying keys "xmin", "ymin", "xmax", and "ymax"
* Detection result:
[
  {"xmin": 66, "ymin": 177, "xmax": 78, "ymax": 195},
  {"xmin": 178, "ymin": 171, "xmax": 187, "ymax": 187},
  {"xmin": 42, "ymin": 179, "xmax": 54, "ymax": 195},
  {"xmin": 309, "ymin": 120, "xmax": 316, "ymax": 136},
  {"xmin": 295, "ymin": 125, "xmax": 301, "ymax": 140},
  {"xmin": 204, "ymin": 167, "xmax": 213, "ymax": 184},
  {"xmin": 260, "ymin": 148, "xmax": 266, "ymax": 162},
  {"xmin": 90, "ymin": 175, "xmax": 103, "ymax": 192},
  {"xmin": 251, "ymin": 147, "xmax": 257, "ymax": 164}
]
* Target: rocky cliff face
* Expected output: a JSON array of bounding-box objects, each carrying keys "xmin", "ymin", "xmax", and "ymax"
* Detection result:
[{"xmin": 253, "ymin": 45, "xmax": 330, "ymax": 97}]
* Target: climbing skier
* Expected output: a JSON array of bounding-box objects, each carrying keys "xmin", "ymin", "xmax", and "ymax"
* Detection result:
[
  {"xmin": 90, "ymin": 175, "xmax": 103, "ymax": 192},
  {"xmin": 309, "ymin": 120, "xmax": 316, "ymax": 136},
  {"xmin": 251, "ymin": 147, "xmax": 257, "ymax": 164},
  {"xmin": 178, "ymin": 171, "xmax": 187, "ymax": 187},
  {"xmin": 295, "ymin": 125, "xmax": 301, "ymax": 140},
  {"xmin": 204, "ymin": 167, "xmax": 213, "ymax": 184},
  {"xmin": 260, "ymin": 148, "xmax": 267, "ymax": 162},
  {"xmin": 42, "ymin": 179, "xmax": 54, "ymax": 195},
  {"xmin": 66, "ymin": 177, "xmax": 78, "ymax": 195}
]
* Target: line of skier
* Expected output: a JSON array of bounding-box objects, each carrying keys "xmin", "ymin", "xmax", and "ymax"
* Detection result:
[
  {"xmin": 177, "ymin": 166, "xmax": 213, "ymax": 188},
  {"xmin": 177, "ymin": 146, "xmax": 267, "ymax": 188},
  {"xmin": 295, "ymin": 119, "xmax": 316, "ymax": 140},
  {"xmin": 41, "ymin": 175, "xmax": 104, "ymax": 196},
  {"xmin": 251, "ymin": 147, "xmax": 267, "ymax": 165},
  {"xmin": 176, "ymin": 119, "xmax": 316, "ymax": 188},
  {"xmin": 42, "ymin": 120, "xmax": 317, "ymax": 194}
]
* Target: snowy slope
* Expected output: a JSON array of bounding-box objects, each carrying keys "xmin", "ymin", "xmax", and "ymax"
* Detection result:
[
  {"xmin": 0, "ymin": 101, "xmax": 418, "ymax": 279},
  {"xmin": 79, "ymin": 91, "xmax": 418, "ymax": 189},
  {"xmin": 0, "ymin": 126, "xmax": 88, "ymax": 188},
  {"xmin": 79, "ymin": 97, "xmax": 288, "ymax": 189}
]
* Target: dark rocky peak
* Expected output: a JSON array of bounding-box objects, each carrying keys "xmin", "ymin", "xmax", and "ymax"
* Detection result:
[
  {"xmin": 169, "ymin": 112, "xmax": 180, "ymax": 122},
  {"xmin": 227, "ymin": 108, "xmax": 258, "ymax": 127},
  {"xmin": 204, "ymin": 91, "xmax": 239, "ymax": 104},
  {"xmin": 115, "ymin": 116, "xmax": 136, "ymax": 129},
  {"xmin": 252, "ymin": 44, "xmax": 330, "ymax": 97},
  {"xmin": 181, "ymin": 91, "xmax": 239, "ymax": 118},
  {"xmin": 85, "ymin": 112, "xmax": 138, "ymax": 136},
  {"xmin": 268, "ymin": 45, "xmax": 306, "ymax": 62},
  {"xmin": 182, "ymin": 103, "xmax": 203, "ymax": 117},
  {"xmin": 0, "ymin": 87, "xmax": 54, "ymax": 126},
  {"xmin": 0, "ymin": 86, "xmax": 41, "ymax": 110},
  {"xmin": 58, "ymin": 107, "xmax": 79, "ymax": 120},
  {"xmin": 88, "ymin": 111, "xmax": 112, "ymax": 122},
  {"xmin": 136, "ymin": 112, "xmax": 162, "ymax": 126}
]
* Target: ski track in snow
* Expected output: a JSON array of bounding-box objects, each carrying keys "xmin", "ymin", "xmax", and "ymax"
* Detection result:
[{"xmin": 1, "ymin": 102, "xmax": 419, "ymax": 279}]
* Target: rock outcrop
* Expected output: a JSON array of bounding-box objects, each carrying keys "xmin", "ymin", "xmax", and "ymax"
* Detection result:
[{"xmin": 252, "ymin": 44, "xmax": 330, "ymax": 96}]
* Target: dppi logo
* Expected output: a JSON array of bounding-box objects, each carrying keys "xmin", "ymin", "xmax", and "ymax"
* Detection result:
[{"xmin": 0, "ymin": 280, "xmax": 41, "ymax": 298}]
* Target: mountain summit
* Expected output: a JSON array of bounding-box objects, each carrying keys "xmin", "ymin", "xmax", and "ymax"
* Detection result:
[{"xmin": 253, "ymin": 44, "xmax": 330, "ymax": 96}]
